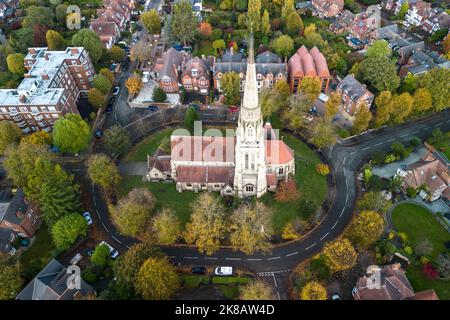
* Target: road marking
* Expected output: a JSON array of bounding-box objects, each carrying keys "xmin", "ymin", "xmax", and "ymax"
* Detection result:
[
  {"xmin": 184, "ymin": 256, "xmax": 198, "ymax": 259},
  {"xmin": 276, "ymin": 291, "xmax": 281, "ymax": 300},
  {"xmin": 204, "ymin": 257, "xmax": 218, "ymax": 260},
  {"xmin": 387, "ymin": 138, "xmax": 395, "ymax": 142},
  {"xmin": 225, "ymin": 257, "xmax": 242, "ymax": 261},
  {"xmin": 343, "ymin": 155, "xmax": 348, "ymax": 166},
  {"xmin": 340, "ymin": 207, "xmax": 345, "ymax": 218},
  {"xmin": 305, "ymin": 243, "xmax": 317, "ymax": 250},
  {"xmin": 373, "ymin": 142, "xmax": 382, "ymax": 147},
  {"xmin": 345, "ymin": 177, "xmax": 348, "ymax": 190},
  {"xmin": 272, "ymin": 274, "xmax": 278, "ymax": 288},
  {"xmin": 267, "ymin": 256, "xmax": 281, "ymax": 260},
  {"xmin": 345, "ymin": 193, "xmax": 349, "ymax": 205},
  {"xmin": 247, "ymin": 258, "xmax": 262, "ymax": 261},
  {"xmin": 286, "ymin": 252, "xmax": 298, "ymax": 257},
  {"xmin": 320, "ymin": 232, "xmax": 329, "ymax": 241},
  {"xmin": 361, "ymin": 146, "xmax": 371, "ymax": 150},
  {"xmin": 125, "ymin": 245, "xmax": 130, "ymax": 249},
  {"xmin": 96, "ymin": 209, "xmax": 100, "ymax": 219},
  {"xmin": 102, "ymin": 223, "xmax": 109, "ymax": 232},
  {"xmin": 111, "ymin": 236, "xmax": 122, "ymax": 244},
  {"xmin": 332, "ymin": 220, "xmax": 339, "ymax": 230}
]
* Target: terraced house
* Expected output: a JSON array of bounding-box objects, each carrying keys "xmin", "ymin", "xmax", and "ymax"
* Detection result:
[{"xmin": 0, "ymin": 47, "xmax": 94, "ymax": 133}]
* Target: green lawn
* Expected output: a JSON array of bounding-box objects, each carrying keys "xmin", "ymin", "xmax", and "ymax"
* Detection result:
[
  {"xmin": 181, "ymin": 275, "xmax": 210, "ymax": 289},
  {"xmin": 433, "ymin": 133, "xmax": 450, "ymax": 160},
  {"xmin": 406, "ymin": 264, "xmax": 450, "ymax": 300},
  {"xmin": 391, "ymin": 203, "xmax": 450, "ymax": 257},
  {"xmin": 124, "ymin": 128, "xmax": 173, "ymax": 162}
]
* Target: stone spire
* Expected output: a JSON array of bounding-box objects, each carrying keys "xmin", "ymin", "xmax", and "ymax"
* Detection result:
[{"xmin": 241, "ymin": 33, "xmax": 259, "ymax": 111}]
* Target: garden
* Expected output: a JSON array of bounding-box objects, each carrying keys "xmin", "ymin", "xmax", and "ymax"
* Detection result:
[{"xmin": 180, "ymin": 274, "xmax": 254, "ymax": 299}]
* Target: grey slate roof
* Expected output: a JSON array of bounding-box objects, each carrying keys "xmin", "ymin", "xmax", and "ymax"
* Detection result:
[
  {"xmin": 0, "ymin": 228, "xmax": 14, "ymax": 254},
  {"xmin": 160, "ymin": 47, "xmax": 185, "ymax": 80},
  {"xmin": 408, "ymin": 50, "xmax": 450, "ymax": 75},
  {"xmin": 0, "ymin": 189, "xmax": 28, "ymax": 226},
  {"xmin": 338, "ymin": 75, "xmax": 373, "ymax": 101}
]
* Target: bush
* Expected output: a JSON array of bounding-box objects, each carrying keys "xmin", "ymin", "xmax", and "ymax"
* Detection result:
[
  {"xmin": 152, "ymin": 87, "xmax": 167, "ymax": 102},
  {"xmin": 406, "ymin": 187, "xmax": 417, "ymax": 198},
  {"xmin": 211, "ymin": 28, "xmax": 223, "ymax": 40},
  {"xmin": 371, "ymin": 150, "xmax": 386, "ymax": 164},
  {"xmin": 391, "ymin": 142, "xmax": 408, "ymax": 159},
  {"xmin": 82, "ymin": 265, "xmax": 98, "ymax": 283},
  {"xmin": 211, "ymin": 276, "xmax": 251, "ymax": 285},
  {"xmin": 315, "ymin": 163, "xmax": 330, "ymax": 176},
  {"xmin": 410, "ymin": 136, "xmax": 421, "ymax": 147},
  {"xmin": 422, "ymin": 262, "xmax": 439, "ymax": 279}
]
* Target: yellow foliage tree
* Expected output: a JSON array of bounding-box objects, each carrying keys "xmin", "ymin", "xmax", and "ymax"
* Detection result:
[
  {"xmin": 300, "ymin": 281, "xmax": 327, "ymax": 300},
  {"xmin": 346, "ymin": 210, "xmax": 384, "ymax": 248},
  {"xmin": 125, "ymin": 76, "xmax": 144, "ymax": 96},
  {"xmin": 21, "ymin": 130, "xmax": 52, "ymax": 146},
  {"xmin": 281, "ymin": 222, "xmax": 299, "ymax": 240},
  {"xmin": 323, "ymin": 238, "xmax": 357, "ymax": 273},
  {"xmin": 315, "ymin": 163, "xmax": 330, "ymax": 176}
]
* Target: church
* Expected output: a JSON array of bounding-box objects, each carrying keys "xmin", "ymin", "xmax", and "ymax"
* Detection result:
[{"xmin": 146, "ymin": 36, "xmax": 296, "ymax": 198}]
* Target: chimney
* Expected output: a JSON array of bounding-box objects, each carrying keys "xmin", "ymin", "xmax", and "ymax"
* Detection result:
[
  {"xmin": 70, "ymin": 48, "xmax": 79, "ymax": 55},
  {"xmin": 44, "ymin": 53, "xmax": 49, "ymax": 60},
  {"xmin": 28, "ymin": 48, "xmax": 36, "ymax": 55},
  {"xmin": 23, "ymin": 74, "xmax": 33, "ymax": 78},
  {"xmin": 19, "ymin": 94, "xmax": 27, "ymax": 103},
  {"xmin": 392, "ymin": 263, "xmax": 401, "ymax": 271},
  {"xmin": 230, "ymin": 46, "xmax": 233, "ymax": 55}
]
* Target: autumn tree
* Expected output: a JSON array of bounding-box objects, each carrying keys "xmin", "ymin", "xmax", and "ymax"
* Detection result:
[
  {"xmin": 324, "ymin": 92, "xmax": 341, "ymax": 120},
  {"xmin": 199, "ymin": 21, "xmax": 212, "ymax": 38},
  {"xmin": 184, "ymin": 193, "xmax": 227, "ymax": 255},
  {"xmin": 247, "ymin": 0, "xmax": 261, "ymax": 31},
  {"xmin": 103, "ymin": 125, "xmax": 131, "ymax": 156},
  {"xmin": 272, "ymin": 35, "xmax": 294, "ymax": 60},
  {"xmin": 315, "ymin": 163, "xmax": 330, "ymax": 176},
  {"xmin": 260, "ymin": 79, "xmax": 291, "ymax": 118},
  {"xmin": 51, "ymin": 213, "xmax": 88, "ymax": 250},
  {"xmin": 125, "ymin": 76, "xmax": 144, "ymax": 96},
  {"xmin": 107, "ymin": 45, "xmax": 125, "ymax": 62},
  {"xmin": 87, "ymin": 154, "xmax": 121, "ymax": 193},
  {"xmin": 21, "ymin": 130, "xmax": 52, "ymax": 146},
  {"xmin": 151, "ymin": 208, "xmax": 181, "ymax": 245},
  {"xmin": 0, "ymin": 259, "xmax": 23, "ymax": 300},
  {"xmin": 93, "ymin": 74, "xmax": 112, "ymax": 95},
  {"xmin": 141, "ymin": 9, "xmax": 161, "ymax": 34},
  {"xmin": 412, "ymin": 87, "xmax": 432, "ymax": 114},
  {"xmin": 0, "ymin": 121, "xmax": 21, "ymax": 154},
  {"xmin": 366, "ymin": 40, "xmax": 392, "ymax": 59},
  {"xmin": 229, "ymin": 202, "xmax": 273, "ymax": 255},
  {"xmin": 390, "ymin": 92, "xmax": 413, "ymax": 124},
  {"xmin": 309, "ymin": 119, "xmax": 337, "ymax": 149},
  {"xmin": 281, "ymin": 222, "xmax": 300, "ymax": 240},
  {"xmin": 240, "ymin": 280, "xmax": 275, "ymax": 300},
  {"xmin": 416, "ymin": 68, "xmax": 450, "ymax": 111},
  {"xmin": 356, "ymin": 191, "xmax": 391, "ymax": 214},
  {"xmin": 131, "ymin": 39, "xmax": 152, "ymax": 62},
  {"xmin": 100, "ymin": 68, "xmax": 115, "ymax": 85},
  {"xmin": 285, "ymin": 11, "xmax": 303, "ymax": 36},
  {"xmin": 220, "ymin": 71, "xmax": 241, "ymax": 106},
  {"xmin": 323, "ymin": 238, "xmax": 357, "ymax": 273},
  {"xmin": 281, "ymin": 0, "xmax": 295, "ymax": 20},
  {"xmin": 300, "ymin": 76, "xmax": 321, "ymax": 101},
  {"xmin": 6, "ymin": 53, "xmax": 25, "ymax": 75},
  {"xmin": 275, "ymin": 179, "xmax": 300, "ymax": 203},
  {"xmin": 72, "ymin": 29, "xmax": 103, "ymax": 63},
  {"xmin": 282, "ymin": 94, "xmax": 310, "ymax": 132},
  {"xmin": 212, "ymin": 39, "xmax": 226, "ymax": 54},
  {"xmin": 88, "ymin": 88, "xmax": 106, "ymax": 110},
  {"xmin": 261, "ymin": 9, "xmax": 270, "ymax": 36},
  {"xmin": 373, "ymin": 91, "xmax": 392, "ymax": 127},
  {"xmin": 300, "ymin": 281, "xmax": 327, "ymax": 300},
  {"xmin": 171, "ymin": 0, "xmax": 197, "ymax": 46},
  {"xmin": 352, "ymin": 105, "xmax": 372, "ymax": 134},
  {"xmin": 135, "ymin": 257, "xmax": 181, "ymax": 299},
  {"xmin": 46, "ymin": 29, "xmax": 65, "ymax": 50},
  {"xmin": 347, "ymin": 211, "xmax": 384, "ymax": 248}
]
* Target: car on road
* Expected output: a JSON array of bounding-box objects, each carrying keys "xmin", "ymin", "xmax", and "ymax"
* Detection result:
[
  {"xmin": 191, "ymin": 266, "xmax": 207, "ymax": 275},
  {"xmin": 112, "ymin": 87, "xmax": 120, "ymax": 96},
  {"xmin": 147, "ymin": 105, "xmax": 158, "ymax": 112},
  {"xmin": 94, "ymin": 130, "xmax": 103, "ymax": 139},
  {"xmin": 82, "ymin": 211, "xmax": 93, "ymax": 225},
  {"xmin": 99, "ymin": 241, "xmax": 119, "ymax": 259},
  {"xmin": 214, "ymin": 266, "xmax": 233, "ymax": 276}
]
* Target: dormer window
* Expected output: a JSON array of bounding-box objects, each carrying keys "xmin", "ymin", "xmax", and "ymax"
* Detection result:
[{"xmin": 192, "ymin": 68, "xmax": 198, "ymax": 76}]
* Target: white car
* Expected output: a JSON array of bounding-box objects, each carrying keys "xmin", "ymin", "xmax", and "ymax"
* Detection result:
[
  {"xmin": 82, "ymin": 211, "xmax": 93, "ymax": 225},
  {"xmin": 214, "ymin": 266, "xmax": 233, "ymax": 276},
  {"xmin": 99, "ymin": 241, "xmax": 119, "ymax": 259},
  {"xmin": 112, "ymin": 87, "xmax": 120, "ymax": 96}
]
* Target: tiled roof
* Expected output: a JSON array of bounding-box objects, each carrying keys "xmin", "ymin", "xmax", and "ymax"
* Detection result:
[
  {"xmin": 411, "ymin": 289, "xmax": 439, "ymax": 300},
  {"xmin": 337, "ymin": 74, "xmax": 374, "ymax": 102},
  {"xmin": 288, "ymin": 46, "xmax": 330, "ymax": 78},
  {"xmin": 265, "ymin": 140, "xmax": 295, "ymax": 165},
  {"xmin": 171, "ymin": 135, "xmax": 236, "ymax": 163},
  {"xmin": 176, "ymin": 166, "xmax": 234, "ymax": 185},
  {"xmin": 403, "ymin": 152, "xmax": 449, "ymax": 192}
]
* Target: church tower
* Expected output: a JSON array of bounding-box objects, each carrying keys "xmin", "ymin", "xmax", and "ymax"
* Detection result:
[{"xmin": 234, "ymin": 34, "xmax": 267, "ymax": 198}]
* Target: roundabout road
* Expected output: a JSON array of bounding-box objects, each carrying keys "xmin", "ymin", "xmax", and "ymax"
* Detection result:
[{"xmin": 90, "ymin": 110, "xmax": 450, "ymax": 274}]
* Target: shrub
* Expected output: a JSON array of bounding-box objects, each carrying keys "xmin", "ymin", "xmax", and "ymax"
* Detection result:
[
  {"xmin": 275, "ymin": 179, "xmax": 300, "ymax": 203},
  {"xmin": 391, "ymin": 142, "xmax": 408, "ymax": 159},
  {"xmin": 410, "ymin": 136, "xmax": 421, "ymax": 147},
  {"xmin": 384, "ymin": 153, "xmax": 396, "ymax": 164},
  {"xmin": 406, "ymin": 187, "xmax": 417, "ymax": 198},
  {"xmin": 371, "ymin": 150, "xmax": 386, "ymax": 164},
  {"xmin": 211, "ymin": 28, "xmax": 223, "ymax": 40},
  {"xmin": 315, "ymin": 163, "xmax": 330, "ymax": 176},
  {"xmin": 422, "ymin": 262, "xmax": 439, "ymax": 279},
  {"xmin": 82, "ymin": 265, "xmax": 98, "ymax": 283}
]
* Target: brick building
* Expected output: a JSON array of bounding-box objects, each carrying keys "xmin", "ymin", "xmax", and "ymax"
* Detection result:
[{"xmin": 336, "ymin": 74, "xmax": 374, "ymax": 116}]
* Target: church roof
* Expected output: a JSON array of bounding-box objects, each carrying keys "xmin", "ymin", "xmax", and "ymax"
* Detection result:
[
  {"xmin": 265, "ymin": 140, "xmax": 295, "ymax": 165},
  {"xmin": 176, "ymin": 166, "xmax": 234, "ymax": 185},
  {"xmin": 171, "ymin": 136, "xmax": 235, "ymax": 163}
]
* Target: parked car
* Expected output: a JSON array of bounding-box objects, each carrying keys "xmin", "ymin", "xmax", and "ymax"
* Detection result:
[
  {"xmin": 112, "ymin": 87, "xmax": 120, "ymax": 96},
  {"xmin": 70, "ymin": 253, "xmax": 83, "ymax": 265},
  {"xmin": 214, "ymin": 266, "xmax": 233, "ymax": 276},
  {"xmin": 191, "ymin": 266, "xmax": 207, "ymax": 275},
  {"xmin": 82, "ymin": 211, "xmax": 93, "ymax": 225},
  {"xmin": 86, "ymin": 248, "xmax": 94, "ymax": 257},
  {"xmin": 148, "ymin": 105, "xmax": 158, "ymax": 112},
  {"xmin": 99, "ymin": 241, "xmax": 119, "ymax": 259},
  {"xmin": 94, "ymin": 130, "xmax": 103, "ymax": 139}
]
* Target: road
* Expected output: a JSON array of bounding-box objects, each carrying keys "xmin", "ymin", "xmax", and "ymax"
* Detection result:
[{"xmin": 90, "ymin": 109, "xmax": 450, "ymax": 274}]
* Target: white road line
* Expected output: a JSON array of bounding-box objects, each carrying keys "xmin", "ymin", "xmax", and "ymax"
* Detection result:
[
  {"xmin": 276, "ymin": 291, "xmax": 281, "ymax": 300},
  {"xmin": 345, "ymin": 193, "xmax": 349, "ymax": 205},
  {"xmin": 286, "ymin": 252, "xmax": 298, "ymax": 257},
  {"xmin": 320, "ymin": 232, "xmax": 329, "ymax": 241},
  {"xmin": 267, "ymin": 256, "xmax": 281, "ymax": 260},
  {"xmin": 102, "ymin": 223, "xmax": 109, "ymax": 232},
  {"xmin": 225, "ymin": 258, "xmax": 242, "ymax": 261},
  {"xmin": 247, "ymin": 258, "xmax": 262, "ymax": 261},
  {"xmin": 169, "ymin": 256, "xmax": 176, "ymax": 259},
  {"xmin": 340, "ymin": 207, "xmax": 345, "ymax": 218},
  {"xmin": 343, "ymin": 155, "xmax": 348, "ymax": 166},
  {"xmin": 184, "ymin": 256, "xmax": 198, "ymax": 259},
  {"xmin": 96, "ymin": 209, "xmax": 100, "ymax": 219},
  {"xmin": 272, "ymin": 274, "xmax": 278, "ymax": 288},
  {"xmin": 332, "ymin": 220, "xmax": 339, "ymax": 230},
  {"xmin": 373, "ymin": 142, "xmax": 382, "ymax": 147},
  {"xmin": 305, "ymin": 243, "xmax": 317, "ymax": 250},
  {"xmin": 361, "ymin": 146, "xmax": 371, "ymax": 150},
  {"xmin": 204, "ymin": 257, "xmax": 218, "ymax": 260},
  {"xmin": 125, "ymin": 245, "xmax": 130, "ymax": 249},
  {"xmin": 112, "ymin": 236, "xmax": 122, "ymax": 244},
  {"xmin": 345, "ymin": 177, "xmax": 348, "ymax": 190},
  {"xmin": 387, "ymin": 138, "xmax": 395, "ymax": 142}
]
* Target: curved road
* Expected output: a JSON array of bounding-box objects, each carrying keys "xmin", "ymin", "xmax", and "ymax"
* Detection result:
[{"xmin": 90, "ymin": 110, "xmax": 450, "ymax": 274}]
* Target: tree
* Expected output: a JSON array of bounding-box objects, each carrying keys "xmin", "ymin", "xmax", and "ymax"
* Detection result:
[
  {"xmin": 374, "ymin": 91, "xmax": 392, "ymax": 127},
  {"xmin": 92, "ymin": 74, "xmax": 112, "ymax": 95},
  {"xmin": 91, "ymin": 244, "xmax": 111, "ymax": 268},
  {"xmin": 414, "ymin": 238, "xmax": 433, "ymax": 257},
  {"xmin": 323, "ymin": 238, "xmax": 357, "ymax": 273},
  {"xmin": 285, "ymin": 11, "xmax": 303, "ymax": 36},
  {"xmin": 309, "ymin": 119, "xmax": 337, "ymax": 149},
  {"xmin": 141, "ymin": 9, "xmax": 161, "ymax": 34},
  {"xmin": 125, "ymin": 76, "xmax": 144, "ymax": 96},
  {"xmin": 303, "ymin": 24, "xmax": 326, "ymax": 49},
  {"xmin": 131, "ymin": 39, "xmax": 152, "ymax": 62},
  {"xmin": 300, "ymin": 76, "xmax": 321, "ymax": 101},
  {"xmin": 55, "ymin": 4, "xmax": 68, "ymax": 24},
  {"xmin": 229, "ymin": 203, "xmax": 273, "ymax": 255},
  {"xmin": 6, "ymin": 53, "xmax": 25, "ymax": 75},
  {"xmin": 412, "ymin": 87, "xmax": 432, "ymax": 114},
  {"xmin": 437, "ymin": 254, "xmax": 450, "ymax": 280},
  {"xmin": 240, "ymin": 280, "xmax": 275, "ymax": 300},
  {"xmin": 281, "ymin": 0, "xmax": 295, "ymax": 21},
  {"xmin": 358, "ymin": 57, "xmax": 400, "ymax": 93},
  {"xmin": 272, "ymin": 35, "xmax": 294, "ymax": 60},
  {"xmin": 416, "ymin": 68, "xmax": 450, "ymax": 111},
  {"xmin": 184, "ymin": 106, "xmax": 199, "ymax": 131},
  {"xmin": 247, "ymin": 0, "xmax": 261, "ymax": 31},
  {"xmin": 88, "ymin": 88, "xmax": 106, "ymax": 110},
  {"xmin": 347, "ymin": 210, "xmax": 384, "ymax": 248},
  {"xmin": 72, "ymin": 29, "xmax": 103, "ymax": 63},
  {"xmin": 282, "ymin": 94, "xmax": 310, "ymax": 132},
  {"xmin": 352, "ymin": 105, "xmax": 372, "ymax": 134},
  {"xmin": 356, "ymin": 191, "xmax": 391, "ymax": 214},
  {"xmin": 51, "ymin": 213, "xmax": 88, "ymax": 250},
  {"xmin": 400, "ymin": 73, "xmax": 417, "ymax": 93},
  {"xmin": 0, "ymin": 121, "xmax": 21, "ymax": 154},
  {"xmin": 103, "ymin": 125, "xmax": 131, "ymax": 156},
  {"xmin": 212, "ymin": 39, "xmax": 226, "ymax": 54},
  {"xmin": 107, "ymin": 45, "xmax": 125, "ymax": 62},
  {"xmin": 184, "ymin": 193, "xmax": 227, "ymax": 255},
  {"xmin": 366, "ymin": 40, "xmax": 392, "ymax": 59},
  {"xmin": 443, "ymin": 34, "xmax": 450, "ymax": 54},
  {"xmin": 315, "ymin": 163, "xmax": 330, "ymax": 176},
  {"xmin": 171, "ymin": 0, "xmax": 197, "ymax": 46},
  {"xmin": 135, "ymin": 257, "xmax": 180, "ymax": 299},
  {"xmin": 300, "ymin": 281, "xmax": 327, "ymax": 300},
  {"xmin": 21, "ymin": 130, "xmax": 52, "ymax": 146},
  {"xmin": 261, "ymin": 9, "xmax": 270, "ymax": 36},
  {"xmin": 45, "ymin": 30, "xmax": 65, "ymax": 50},
  {"xmin": 25, "ymin": 157, "xmax": 81, "ymax": 226},
  {"xmin": 275, "ymin": 179, "xmax": 300, "ymax": 203},
  {"xmin": 199, "ymin": 21, "xmax": 212, "ymax": 38},
  {"xmin": 100, "ymin": 68, "xmax": 115, "ymax": 85},
  {"xmin": 0, "ymin": 260, "xmax": 23, "ymax": 300},
  {"xmin": 87, "ymin": 154, "xmax": 121, "ymax": 192},
  {"xmin": 398, "ymin": 2, "xmax": 409, "ymax": 19},
  {"xmin": 390, "ymin": 92, "xmax": 413, "ymax": 124},
  {"xmin": 281, "ymin": 222, "xmax": 300, "ymax": 240},
  {"xmin": 151, "ymin": 208, "xmax": 181, "ymax": 245},
  {"xmin": 53, "ymin": 114, "xmax": 90, "ymax": 153},
  {"xmin": 324, "ymin": 92, "xmax": 341, "ymax": 120},
  {"xmin": 22, "ymin": 5, "xmax": 54, "ymax": 28},
  {"xmin": 220, "ymin": 71, "xmax": 241, "ymax": 106},
  {"xmin": 110, "ymin": 188, "xmax": 156, "ymax": 237},
  {"xmin": 152, "ymin": 87, "xmax": 167, "ymax": 102}
]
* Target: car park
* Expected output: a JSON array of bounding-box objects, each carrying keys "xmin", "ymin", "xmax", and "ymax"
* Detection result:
[
  {"xmin": 191, "ymin": 266, "xmax": 207, "ymax": 274},
  {"xmin": 82, "ymin": 211, "xmax": 93, "ymax": 225},
  {"xmin": 214, "ymin": 266, "xmax": 233, "ymax": 276},
  {"xmin": 99, "ymin": 241, "xmax": 119, "ymax": 259}
]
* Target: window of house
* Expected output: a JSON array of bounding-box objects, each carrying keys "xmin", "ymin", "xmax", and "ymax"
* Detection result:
[
  {"xmin": 278, "ymin": 167, "xmax": 284, "ymax": 175},
  {"xmin": 245, "ymin": 185, "xmax": 254, "ymax": 193}
]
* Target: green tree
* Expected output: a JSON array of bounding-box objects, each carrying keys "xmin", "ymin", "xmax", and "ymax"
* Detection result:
[
  {"xmin": 141, "ymin": 9, "xmax": 161, "ymax": 34},
  {"xmin": 21, "ymin": 130, "xmax": 52, "ymax": 146},
  {"xmin": 309, "ymin": 119, "xmax": 337, "ymax": 148},
  {"xmin": 91, "ymin": 244, "xmax": 111, "ymax": 268},
  {"xmin": 352, "ymin": 105, "xmax": 372, "ymax": 134},
  {"xmin": 398, "ymin": 2, "xmax": 409, "ymax": 19},
  {"xmin": 358, "ymin": 57, "xmax": 400, "ymax": 93},
  {"xmin": 374, "ymin": 91, "xmax": 392, "ymax": 127},
  {"xmin": 390, "ymin": 92, "xmax": 413, "ymax": 124},
  {"xmin": 300, "ymin": 281, "xmax": 327, "ymax": 300},
  {"xmin": 88, "ymin": 88, "xmax": 106, "ymax": 110},
  {"xmin": 356, "ymin": 191, "xmax": 391, "ymax": 214},
  {"xmin": 247, "ymin": 0, "xmax": 261, "ymax": 31},
  {"xmin": 212, "ymin": 39, "xmax": 226, "ymax": 54},
  {"xmin": 87, "ymin": 154, "xmax": 121, "ymax": 192},
  {"xmin": 272, "ymin": 35, "xmax": 294, "ymax": 60},
  {"xmin": 261, "ymin": 9, "xmax": 270, "ymax": 36},
  {"xmin": 45, "ymin": 29, "xmax": 65, "ymax": 50},
  {"xmin": 412, "ymin": 87, "xmax": 432, "ymax": 114},
  {"xmin": 152, "ymin": 208, "xmax": 181, "ymax": 245},
  {"xmin": 107, "ymin": 45, "xmax": 125, "ymax": 62},
  {"xmin": 92, "ymin": 74, "xmax": 112, "ymax": 95},
  {"xmin": 135, "ymin": 257, "xmax": 181, "ymax": 299},
  {"xmin": 184, "ymin": 193, "xmax": 227, "ymax": 255},
  {"xmin": 22, "ymin": 6, "xmax": 54, "ymax": 28},
  {"xmin": 55, "ymin": 4, "xmax": 68, "ymax": 24},
  {"xmin": 220, "ymin": 71, "xmax": 241, "ymax": 105},
  {"xmin": 323, "ymin": 238, "xmax": 358, "ymax": 273},
  {"xmin": 285, "ymin": 11, "xmax": 303, "ymax": 36},
  {"xmin": 300, "ymin": 76, "xmax": 321, "ymax": 101},
  {"xmin": 416, "ymin": 68, "xmax": 450, "ymax": 111},
  {"xmin": 184, "ymin": 106, "xmax": 199, "ymax": 131},
  {"xmin": 103, "ymin": 125, "xmax": 131, "ymax": 156},
  {"xmin": 366, "ymin": 40, "xmax": 392, "ymax": 58},
  {"xmin": 229, "ymin": 203, "xmax": 273, "ymax": 255},
  {"xmin": 240, "ymin": 280, "xmax": 275, "ymax": 300},
  {"xmin": 400, "ymin": 73, "xmax": 417, "ymax": 93},
  {"xmin": 152, "ymin": 87, "xmax": 167, "ymax": 102},
  {"xmin": 53, "ymin": 114, "xmax": 90, "ymax": 153},
  {"xmin": 0, "ymin": 121, "xmax": 21, "ymax": 154},
  {"xmin": 100, "ymin": 68, "xmax": 115, "ymax": 85},
  {"xmin": 171, "ymin": 0, "xmax": 197, "ymax": 46},
  {"xmin": 0, "ymin": 260, "xmax": 23, "ymax": 300},
  {"xmin": 347, "ymin": 210, "xmax": 384, "ymax": 248},
  {"xmin": 281, "ymin": 0, "xmax": 295, "ymax": 20},
  {"xmin": 324, "ymin": 92, "xmax": 341, "ymax": 120},
  {"xmin": 6, "ymin": 53, "xmax": 25, "ymax": 75},
  {"xmin": 72, "ymin": 29, "xmax": 103, "ymax": 63},
  {"xmin": 51, "ymin": 213, "xmax": 88, "ymax": 250}
]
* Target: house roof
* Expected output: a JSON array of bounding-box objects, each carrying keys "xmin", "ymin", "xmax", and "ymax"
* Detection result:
[
  {"xmin": 265, "ymin": 140, "xmax": 295, "ymax": 165},
  {"xmin": 90, "ymin": 20, "xmax": 120, "ymax": 37},
  {"xmin": 403, "ymin": 152, "xmax": 449, "ymax": 192},
  {"xmin": 16, "ymin": 259, "xmax": 94, "ymax": 300},
  {"xmin": 149, "ymin": 149, "xmax": 172, "ymax": 173},
  {"xmin": 182, "ymin": 56, "xmax": 209, "ymax": 79},
  {"xmin": 411, "ymin": 289, "xmax": 439, "ymax": 300},
  {"xmin": 171, "ymin": 135, "xmax": 236, "ymax": 163},
  {"xmin": 0, "ymin": 189, "xmax": 28, "ymax": 226},
  {"xmin": 288, "ymin": 46, "xmax": 330, "ymax": 78},
  {"xmin": 337, "ymin": 74, "xmax": 374, "ymax": 102},
  {"xmin": 156, "ymin": 48, "xmax": 186, "ymax": 81},
  {"xmin": 256, "ymin": 51, "xmax": 282, "ymax": 64}
]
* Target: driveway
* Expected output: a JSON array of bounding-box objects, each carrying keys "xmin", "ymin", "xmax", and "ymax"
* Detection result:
[{"xmin": 372, "ymin": 147, "xmax": 428, "ymax": 178}]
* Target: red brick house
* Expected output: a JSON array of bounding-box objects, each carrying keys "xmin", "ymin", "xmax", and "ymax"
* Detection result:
[
  {"xmin": 336, "ymin": 74, "xmax": 374, "ymax": 116},
  {"xmin": 154, "ymin": 48, "xmax": 187, "ymax": 94},
  {"xmin": 89, "ymin": 20, "xmax": 121, "ymax": 49},
  {"xmin": 181, "ymin": 57, "xmax": 211, "ymax": 95},
  {"xmin": 311, "ymin": 0, "xmax": 344, "ymax": 18}
]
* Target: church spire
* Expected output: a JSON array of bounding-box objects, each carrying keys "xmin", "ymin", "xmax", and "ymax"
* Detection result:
[{"xmin": 241, "ymin": 33, "xmax": 259, "ymax": 111}]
